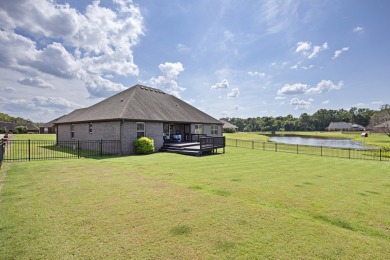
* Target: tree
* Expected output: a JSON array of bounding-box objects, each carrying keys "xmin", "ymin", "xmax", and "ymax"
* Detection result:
[
  {"xmin": 15, "ymin": 126, "xmax": 28, "ymax": 134},
  {"xmin": 370, "ymin": 105, "xmax": 390, "ymax": 137}
]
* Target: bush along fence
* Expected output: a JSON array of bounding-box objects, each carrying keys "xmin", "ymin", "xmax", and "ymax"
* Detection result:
[
  {"xmin": 226, "ymin": 138, "xmax": 390, "ymax": 162},
  {"xmin": 1, "ymin": 140, "xmax": 121, "ymax": 162}
]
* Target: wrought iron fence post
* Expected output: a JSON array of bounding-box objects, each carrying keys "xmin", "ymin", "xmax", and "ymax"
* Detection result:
[
  {"xmin": 252, "ymin": 141, "xmax": 254, "ymax": 149},
  {"xmin": 77, "ymin": 140, "xmax": 80, "ymax": 159},
  {"xmin": 321, "ymin": 146, "xmax": 323, "ymax": 156},
  {"xmin": 380, "ymin": 149, "xmax": 382, "ymax": 161},
  {"xmin": 349, "ymin": 148, "xmax": 351, "ymax": 159},
  {"xmin": 28, "ymin": 139, "xmax": 31, "ymax": 161},
  {"xmin": 275, "ymin": 143, "xmax": 277, "ymax": 152},
  {"xmin": 297, "ymin": 144, "xmax": 299, "ymax": 154},
  {"xmin": 236, "ymin": 139, "xmax": 237, "ymax": 147},
  {"xmin": 100, "ymin": 139, "xmax": 103, "ymax": 157}
]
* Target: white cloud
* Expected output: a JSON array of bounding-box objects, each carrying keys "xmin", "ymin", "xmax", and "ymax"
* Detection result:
[
  {"xmin": 322, "ymin": 100, "xmax": 330, "ymax": 104},
  {"xmin": 277, "ymin": 80, "xmax": 343, "ymax": 97},
  {"xmin": 248, "ymin": 71, "xmax": 266, "ymax": 77},
  {"xmin": 234, "ymin": 105, "xmax": 239, "ymax": 110},
  {"xmin": 306, "ymin": 80, "xmax": 343, "ymax": 94},
  {"xmin": 295, "ymin": 41, "xmax": 328, "ymax": 60},
  {"xmin": 290, "ymin": 98, "xmax": 312, "ymax": 110},
  {"xmin": 149, "ymin": 62, "xmax": 185, "ymax": 97},
  {"xmin": 177, "ymin": 43, "xmax": 190, "ymax": 52},
  {"xmin": 32, "ymin": 96, "xmax": 81, "ymax": 110},
  {"xmin": 0, "ymin": 95, "xmax": 81, "ymax": 114},
  {"xmin": 0, "ymin": 0, "xmax": 144, "ymax": 98},
  {"xmin": 353, "ymin": 26, "xmax": 364, "ymax": 33},
  {"xmin": 18, "ymin": 77, "xmax": 54, "ymax": 89},
  {"xmin": 296, "ymin": 42, "xmax": 311, "ymax": 53},
  {"xmin": 261, "ymin": 0, "xmax": 299, "ymax": 34},
  {"xmin": 211, "ymin": 79, "xmax": 229, "ymax": 89},
  {"xmin": 85, "ymin": 76, "xmax": 126, "ymax": 98},
  {"xmin": 275, "ymin": 96, "xmax": 286, "ymax": 100},
  {"xmin": 1, "ymin": 87, "xmax": 15, "ymax": 93},
  {"xmin": 333, "ymin": 47, "xmax": 349, "ymax": 59},
  {"xmin": 277, "ymin": 83, "xmax": 308, "ymax": 95},
  {"xmin": 228, "ymin": 88, "xmax": 240, "ymax": 98}
]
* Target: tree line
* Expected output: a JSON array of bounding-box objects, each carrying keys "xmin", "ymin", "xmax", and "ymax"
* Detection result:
[
  {"xmin": 221, "ymin": 105, "xmax": 390, "ymax": 132},
  {"xmin": 0, "ymin": 112, "xmax": 34, "ymax": 125}
]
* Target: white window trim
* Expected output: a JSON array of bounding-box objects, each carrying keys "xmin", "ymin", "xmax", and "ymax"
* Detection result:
[
  {"xmin": 211, "ymin": 124, "xmax": 218, "ymax": 135},
  {"xmin": 71, "ymin": 124, "xmax": 75, "ymax": 139},
  {"xmin": 194, "ymin": 124, "xmax": 203, "ymax": 134},
  {"xmin": 136, "ymin": 122, "xmax": 145, "ymax": 138}
]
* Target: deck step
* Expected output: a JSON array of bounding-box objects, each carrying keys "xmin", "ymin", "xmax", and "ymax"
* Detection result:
[{"xmin": 160, "ymin": 148, "xmax": 201, "ymax": 156}]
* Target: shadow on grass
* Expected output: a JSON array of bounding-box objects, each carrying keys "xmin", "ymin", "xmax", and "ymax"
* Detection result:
[
  {"xmin": 314, "ymin": 215, "xmax": 355, "ymax": 231},
  {"xmin": 36, "ymin": 145, "xmax": 124, "ymax": 160}
]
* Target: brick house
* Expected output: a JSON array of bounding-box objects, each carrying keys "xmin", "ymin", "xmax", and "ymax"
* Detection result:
[{"xmin": 55, "ymin": 84, "xmax": 223, "ymax": 154}]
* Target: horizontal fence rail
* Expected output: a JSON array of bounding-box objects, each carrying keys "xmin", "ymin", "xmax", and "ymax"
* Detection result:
[
  {"xmin": 2, "ymin": 140, "xmax": 121, "ymax": 162},
  {"xmin": 226, "ymin": 138, "xmax": 389, "ymax": 162}
]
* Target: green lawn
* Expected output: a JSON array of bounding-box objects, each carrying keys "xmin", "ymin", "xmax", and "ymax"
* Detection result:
[
  {"xmin": 9, "ymin": 133, "xmax": 56, "ymax": 141},
  {"xmin": 1, "ymin": 147, "xmax": 389, "ymax": 259}
]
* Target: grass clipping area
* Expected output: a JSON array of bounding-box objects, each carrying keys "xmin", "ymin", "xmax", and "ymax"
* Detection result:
[{"xmin": 1, "ymin": 148, "xmax": 389, "ymax": 259}]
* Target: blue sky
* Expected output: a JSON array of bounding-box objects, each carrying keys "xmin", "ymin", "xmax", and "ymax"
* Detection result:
[{"xmin": 0, "ymin": 0, "xmax": 389, "ymax": 122}]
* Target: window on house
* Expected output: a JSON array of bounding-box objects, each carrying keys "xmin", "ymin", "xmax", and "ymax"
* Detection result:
[
  {"xmin": 71, "ymin": 124, "xmax": 75, "ymax": 138},
  {"xmin": 89, "ymin": 123, "xmax": 93, "ymax": 134},
  {"xmin": 211, "ymin": 124, "xmax": 218, "ymax": 135},
  {"xmin": 194, "ymin": 124, "xmax": 203, "ymax": 134},
  {"xmin": 136, "ymin": 122, "xmax": 145, "ymax": 138}
]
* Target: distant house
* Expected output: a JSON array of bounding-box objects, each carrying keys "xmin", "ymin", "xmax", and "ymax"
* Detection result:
[
  {"xmin": 372, "ymin": 120, "xmax": 390, "ymax": 133},
  {"xmin": 220, "ymin": 120, "xmax": 239, "ymax": 131},
  {"xmin": 327, "ymin": 122, "xmax": 365, "ymax": 132},
  {"xmin": 55, "ymin": 84, "xmax": 223, "ymax": 155},
  {"xmin": 0, "ymin": 121, "xmax": 39, "ymax": 133},
  {"xmin": 40, "ymin": 116, "xmax": 65, "ymax": 134}
]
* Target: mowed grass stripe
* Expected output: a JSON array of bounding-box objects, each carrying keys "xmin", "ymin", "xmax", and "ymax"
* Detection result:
[{"xmin": 1, "ymin": 147, "xmax": 389, "ymax": 259}]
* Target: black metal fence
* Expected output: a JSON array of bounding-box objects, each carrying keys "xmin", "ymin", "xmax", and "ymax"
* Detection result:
[
  {"xmin": 226, "ymin": 138, "xmax": 390, "ymax": 162},
  {"xmin": 0, "ymin": 140, "xmax": 4, "ymax": 168},
  {"xmin": 2, "ymin": 140, "xmax": 121, "ymax": 162}
]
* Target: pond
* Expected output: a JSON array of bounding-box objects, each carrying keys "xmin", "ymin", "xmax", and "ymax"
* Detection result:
[{"xmin": 269, "ymin": 136, "xmax": 367, "ymax": 149}]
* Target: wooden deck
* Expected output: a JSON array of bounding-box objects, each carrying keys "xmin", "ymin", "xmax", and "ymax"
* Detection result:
[{"xmin": 160, "ymin": 137, "xmax": 225, "ymax": 156}]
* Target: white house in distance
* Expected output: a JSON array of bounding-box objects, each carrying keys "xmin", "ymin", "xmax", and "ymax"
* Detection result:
[{"xmin": 54, "ymin": 84, "xmax": 223, "ymax": 155}]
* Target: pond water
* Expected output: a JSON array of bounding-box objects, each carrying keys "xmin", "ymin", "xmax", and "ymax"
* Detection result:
[{"xmin": 269, "ymin": 136, "xmax": 367, "ymax": 149}]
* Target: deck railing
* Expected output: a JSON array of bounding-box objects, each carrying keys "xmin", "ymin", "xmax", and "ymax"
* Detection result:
[
  {"xmin": 200, "ymin": 136, "xmax": 226, "ymax": 152},
  {"xmin": 190, "ymin": 134, "xmax": 207, "ymax": 142}
]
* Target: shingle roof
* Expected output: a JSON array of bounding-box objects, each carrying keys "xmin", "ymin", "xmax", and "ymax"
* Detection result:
[
  {"xmin": 327, "ymin": 122, "xmax": 353, "ymax": 129},
  {"xmin": 55, "ymin": 85, "xmax": 222, "ymax": 125},
  {"xmin": 220, "ymin": 120, "xmax": 238, "ymax": 129},
  {"xmin": 0, "ymin": 122, "xmax": 39, "ymax": 131}
]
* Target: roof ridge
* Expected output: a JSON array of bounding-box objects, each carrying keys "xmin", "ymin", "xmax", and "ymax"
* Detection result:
[{"xmin": 119, "ymin": 85, "xmax": 137, "ymax": 119}]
